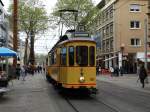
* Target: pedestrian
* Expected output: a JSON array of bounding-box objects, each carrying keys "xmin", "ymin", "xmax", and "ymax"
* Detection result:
[
  {"xmin": 137, "ymin": 65, "xmax": 140, "ymax": 75},
  {"xmin": 139, "ymin": 64, "xmax": 148, "ymax": 88},
  {"xmin": 16, "ymin": 64, "xmax": 21, "ymax": 80},
  {"xmin": 99, "ymin": 66, "xmax": 101, "ymax": 75},
  {"xmin": 114, "ymin": 65, "xmax": 119, "ymax": 77},
  {"xmin": 30, "ymin": 64, "xmax": 34, "ymax": 76},
  {"xmin": 43, "ymin": 66, "xmax": 45, "ymax": 73},
  {"xmin": 21, "ymin": 65, "xmax": 26, "ymax": 81},
  {"xmin": 24, "ymin": 65, "xmax": 27, "ymax": 76},
  {"xmin": 119, "ymin": 66, "xmax": 123, "ymax": 76},
  {"xmin": 136, "ymin": 65, "xmax": 141, "ymax": 82},
  {"xmin": 96, "ymin": 65, "xmax": 99, "ymax": 75},
  {"xmin": 109, "ymin": 66, "xmax": 114, "ymax": 77}
]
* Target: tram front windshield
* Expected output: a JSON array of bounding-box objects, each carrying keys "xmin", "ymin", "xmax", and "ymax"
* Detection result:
[{"xmin": 76, "ymin": 46, "xmax": 88, "ymax": 66}]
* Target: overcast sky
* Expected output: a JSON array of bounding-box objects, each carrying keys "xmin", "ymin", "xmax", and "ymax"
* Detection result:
[
  {"xmin": 2, "ymin": 0, "xmax": 58, "ymax": 13},
  {"xmin": 2, "ymin": 0, "xmax": 100, "ymax": 12},
  {"xmin": 2, "ymin": 0, "xmax": 101, "ymax": 54}
]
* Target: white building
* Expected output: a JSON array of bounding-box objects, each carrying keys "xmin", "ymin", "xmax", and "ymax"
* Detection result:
[{"xmin": 0, "ymin": 0, "xmax": 8, "ymax": 47}]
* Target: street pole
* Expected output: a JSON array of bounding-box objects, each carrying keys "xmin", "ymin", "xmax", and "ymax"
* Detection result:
[
  {"xmin": 144, "ymin": 19, "xmax": 148, "ymax": 70},
  {"xmin": 5, "ymin": 21, "xmax": 9, "ymax": 75},
  {"xmin": 60, "ymin": 22, "xmax": 63, "ymax": 37},
  {"xmin": 148, "ymin": 0, "xmax": 150, "ymax": 37},
  {"xmin": 144, "ymin": 1, "xmax": 150, "ymax": 70},
  {"xmin": 13, "ymin": 0, "xmax": 18, "ymax": 67}
]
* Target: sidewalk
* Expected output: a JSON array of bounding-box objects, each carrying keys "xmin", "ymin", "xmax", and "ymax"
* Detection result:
[{"xmin": 97, "ymin": 74, "xmax": 150, "ymax": 93}]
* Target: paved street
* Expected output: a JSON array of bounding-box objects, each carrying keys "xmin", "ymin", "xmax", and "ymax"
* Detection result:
[
  {"xmin": 0, "ymin": 73, "xmax": 75, "ymax": 112},
  {"xmin": 96, "ymin": 74, "xmax": 150, "ymax": 112},
  {"xmin": 1, "ymin": 0, "xmax": 150, "ymax": 112},
  {"xmin": 97, "ymin": 74, "xmax": 150, "ymax": 93},
  {"xmin": 0, "ymin": 73, "xmax": 150, "ymax": 112}
]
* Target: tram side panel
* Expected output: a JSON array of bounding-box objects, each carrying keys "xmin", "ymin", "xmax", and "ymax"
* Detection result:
[
  {"xmin": 46, "ymin": 55, "xmax": 52, "ymax": 81},
  {"xmin": 58, "ymin": 46, "xmax": 68, "ymax": 86},
  {"xmin": 51, "ymin": 49, "xmax": 60, "ymax": 83},
  {"xmin": 47, "ymin": 50, "xmax": 59, "ymax": 83},
  {"xmin": 59, "ymin": 67, "xmax": 67, "ymax": 85}
]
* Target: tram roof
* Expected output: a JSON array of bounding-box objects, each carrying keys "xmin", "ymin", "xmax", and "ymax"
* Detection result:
[
  {"xmin": 48, "ymin": 37, "xmax": 95, "ymax": 54},
  {"xmin": 48, "ymin": 30, "xmax": 96, "ymax": 54},
  {"xmin": 58, "ymin": 37, "xmax": 96, "ymax": 45}
]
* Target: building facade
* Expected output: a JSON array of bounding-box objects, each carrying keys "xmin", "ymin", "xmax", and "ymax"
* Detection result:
[
  {"xmin": 86, "ymin": 0, "xmax": 149, "ymax": 73},
  {"xmin": 0, "ymin": 0, "xmax": 8, "ymax": 47}
]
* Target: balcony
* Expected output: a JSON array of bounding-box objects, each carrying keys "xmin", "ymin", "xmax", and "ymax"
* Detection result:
[
  {"xmin": 0, "ymin": 38, "xmax": 6, "ymax": 47},
  {"xmin": 0, "ymin": 18, "xmax": 8, "ymax": 31}
]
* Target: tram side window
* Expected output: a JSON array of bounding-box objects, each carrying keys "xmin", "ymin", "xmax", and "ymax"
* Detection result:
[
  {"xmin": 89, "ymin": 46, "xmax": 95, "ymax": 66},
  {"xmin": 54, "ymin": 52, "xmax": 57, "ymax": 64},
  {"xmin": 49, "ymin": 55, "xmax": 51, "ymax": 65},
  {"xmin": 61, "ymin": 47, "xmax": 67, "ymax": 65},
  {"xmin": 69, "ymin": 46, "xmax": 74, "ymax": 66},
  {"xmin": 51, "ymin": 52, "xmax": 55, "ymax": 65},
  {"xmin": 76, "ymin": 46, "xmax": 88, "ymax": 66}
]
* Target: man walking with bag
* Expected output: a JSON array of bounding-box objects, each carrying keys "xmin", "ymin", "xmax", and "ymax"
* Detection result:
[{"xmin": 139, "ymin": 64, "xmax": 148, "ymax": 88}]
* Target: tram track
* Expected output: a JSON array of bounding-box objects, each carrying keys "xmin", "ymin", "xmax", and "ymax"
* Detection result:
[
  {"xmin": 63, "ymin": 94, "xmax": 120, "ymax": 112},
  {"xmin": 90, "ymin": 95, "xmax": 120, "ymax": 112},
  {"xmin": 64, "ymin": 96, "xmax": 80, "ymax": 112},
  {"xmin": 96, "ymin": 81, "xmax": 150, "ymax": 112}
]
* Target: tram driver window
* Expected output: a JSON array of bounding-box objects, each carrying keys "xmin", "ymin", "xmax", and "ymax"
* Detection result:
[
  {"xmin": 61, "ymin": 47, "xmax": 67, "ymax": 65},
  {"xmin": 76, "ymin": 46, "xmax": 88, "ymax": 66},
  {"xmin": 69, "ymin": 47, "xmax": 74, "ymax": 66}
]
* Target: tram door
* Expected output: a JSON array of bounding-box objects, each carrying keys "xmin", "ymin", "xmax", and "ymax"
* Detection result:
[{"xmin": 59, "ymin": 47, "xmax": 67, "ymax": 84}]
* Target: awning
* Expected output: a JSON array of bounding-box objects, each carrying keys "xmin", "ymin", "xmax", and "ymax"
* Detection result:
[
  {"xmin": 137, "ymin": 52, "xmax": 150, "ymax": 62},
  {"xmin": 138, "ymin": 58, "xmax": 150, "ymax": 62},
  {"xmin": 103, "ymin": 56, "xmax": 118, "ymax": 61},
  {"xmin": 0, "ymin": 47, "xmax": 17, "ymax": 56},
  {"xmin": 96, "ymin": 58, "xmax": 103, "ymax": 60}
]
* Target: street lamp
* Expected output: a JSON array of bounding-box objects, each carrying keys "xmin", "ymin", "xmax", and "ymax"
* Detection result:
[
  {"xmin": 144, "ymin": 0, "xmax": 150, "ymax": 70},
  {"xmin": 144, "ymin": 18, "xmax": 148, "ymax": 70},
  {"xmin": 120, "ymin": 43, "xmax": 125, "ymax": 68}
]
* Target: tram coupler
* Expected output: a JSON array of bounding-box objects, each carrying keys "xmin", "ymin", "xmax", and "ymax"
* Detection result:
[{"xmin": 90, "ymin": 88, "xmax": 98, "ymax": 94}]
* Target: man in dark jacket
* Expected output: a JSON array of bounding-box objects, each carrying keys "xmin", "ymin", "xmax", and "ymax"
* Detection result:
[
  {"xmin": 16, "ymin": 64, "xmax": 21, "ymax": 80},
  {"xmin": 139, "ymin": 64, "xmax": 148, "ymax": 88}
]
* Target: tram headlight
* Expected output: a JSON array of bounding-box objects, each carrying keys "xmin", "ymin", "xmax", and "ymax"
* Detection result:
[{"xmin": 79, "ymin": 76, "xmax": 85, "ymax": 83}]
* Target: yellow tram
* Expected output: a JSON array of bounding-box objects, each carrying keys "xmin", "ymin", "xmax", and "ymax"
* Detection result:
[{"xmin": 46, "ymin": 30, "xmax": 97, "ymax": 93}]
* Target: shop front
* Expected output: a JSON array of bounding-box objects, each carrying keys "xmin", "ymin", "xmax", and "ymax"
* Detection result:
[{"xmin": 136, "ymin": 52, "xmax": 150, "ymax": 71}]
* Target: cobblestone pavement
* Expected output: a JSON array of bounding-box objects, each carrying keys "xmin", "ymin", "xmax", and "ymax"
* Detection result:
[
  {"xmin": 0, "ymin": 73, "xmax": 150, "ymax": 112},
  {"xmin": 0, "ymin": 73, "xmax": 75, "ymax": 112},
  {"xmin": 97, "ymin": 74, "xmax": 150, "ymax": 93}
]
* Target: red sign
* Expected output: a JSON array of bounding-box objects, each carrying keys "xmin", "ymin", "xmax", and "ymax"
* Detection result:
[{"xmin": 147, "ymin": 54, "xmax": 150, "ymax": 58}]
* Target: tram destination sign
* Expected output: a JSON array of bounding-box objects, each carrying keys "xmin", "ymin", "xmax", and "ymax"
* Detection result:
[{"xmin": 74, "ymin": 32, "xmax": 90, "ymax": 38}]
